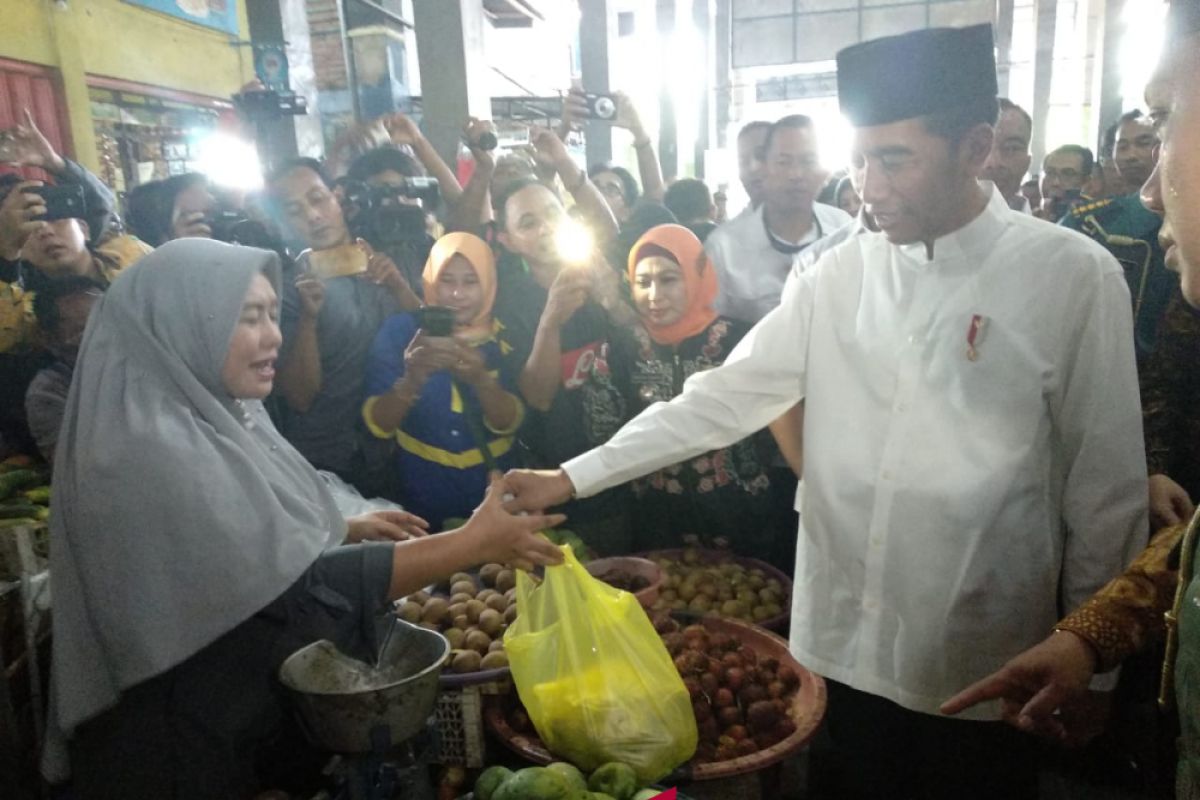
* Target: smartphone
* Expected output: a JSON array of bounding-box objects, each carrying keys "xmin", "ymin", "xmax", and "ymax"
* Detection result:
[
  {"xmin": 25, "ymin": 184, "xmax": 87, "ymax": 222},
  {"xmin": 303, "ymin": 243, "xmax": 368, "ymax": 280},
  {"xmin": 583, "ymin": 92, "xmax": 618, "ymax": 121},
  {"xmin": 416, "ymin": 305, "xmax": 456, "ymax": 337}
]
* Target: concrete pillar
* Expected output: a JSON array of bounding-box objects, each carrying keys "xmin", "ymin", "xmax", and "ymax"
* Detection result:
[
  {"xmin": 579, "ymin": 0, "xmax": 614, "ymax": 166},
  {"xmin": 693, "ymin": 0, "xmax": 714, "ymax": 178},
  {"xmin": 656, "ymin": 0, "xmax": 678, "ymax": 180},
  {"xmin": 714, "ymin": 0, "xmax": 731, "ymax": 151},
  {"xmin": 412, "ymin": 0, "xmax": 491, "ymax": 169},
  {"xmin": 1030, "ymin": 0, "xmax": 1058, "ymax": 169},
  {"xmin": 995, "ymin": 0, "xmax": 1016, "ymax": 97},
  {"xmin": 46, "ymin": 5, "xmax": 98, "ymax": 173},
  {"xmin": 1097, "ymin": 0, "xmax": 1126, "ymax": 156}
]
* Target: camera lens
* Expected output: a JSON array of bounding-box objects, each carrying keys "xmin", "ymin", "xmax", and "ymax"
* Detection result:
[{"xmin": 594, "ymin": 97, "xmax": 617, "ymax": 120}]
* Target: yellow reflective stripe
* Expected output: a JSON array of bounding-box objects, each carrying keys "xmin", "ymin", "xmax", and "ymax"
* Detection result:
[
  {"xmin": 450, "ymin": 382, "xmax": 463, "ymax": 413},
  {"xmin": 361, "ymin": 396, "xmax": 396, "ymax": 440},
  {"xmin": 396, "ymin": 431, "xmax": 515, "ymax": 468},
  {"xmin": 484, "ymin": 396, "xmax": 525, "ymax": 436}
]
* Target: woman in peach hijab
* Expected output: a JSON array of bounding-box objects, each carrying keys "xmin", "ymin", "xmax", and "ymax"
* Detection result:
[
  {"xmin": 362, "ymin": 232, "xmax": 524, "ymax": 529},
  {"xmin": 625, "ymin": 224, "xmax": 772, "ymax": 556}
]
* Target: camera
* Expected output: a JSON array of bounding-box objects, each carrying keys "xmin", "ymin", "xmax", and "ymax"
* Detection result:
[
  {"xmin": 466, "ymin": 131, "xmax": 498, "ymax": 152},
  {"xmin": 23, "ymin": 184, "xmax": 87, "ymax": 222},
  {"xmin": 415, "ymin": 305, "xmax": 456, "ymax": 337},
  {"xmin": 342, "ymin": 178, "xmax": 439, "ymax": 247},
  {"xmin": 233, "ymin": 89, "xmax": 307, "ymax": 121},
  {"xmin": 584, "ymin": 93, "xmax": 618, "ymax": 121},
  {"xmin": 209, "ymin": 209, "xmax": 278, "ymax": 250}
]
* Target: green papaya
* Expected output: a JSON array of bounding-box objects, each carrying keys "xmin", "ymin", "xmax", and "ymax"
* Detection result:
[
  {"xmin": 0, "ymin": 470, "xmax": 42, "ymax": 501},
  {"xmin": 493, "ymin": 767, "xmax": 572, "ymax": 800},
  {"xmin": 0, "ymin": 504, "xmax": 41, "ymax": 520},
  {"xmin": 23, "ymin": 486, "xmax": 50, "ymax": 505},
  {"xmin": 474, "ymin": 765, "xmax": 514, "ymax": 800},
  {"xmin": 547, "ymin": 762, "xmax": 588, "ymax": 793},
  {"xmin": 587, "ymin": 763, "xmax": 639, "ymax": 800}
]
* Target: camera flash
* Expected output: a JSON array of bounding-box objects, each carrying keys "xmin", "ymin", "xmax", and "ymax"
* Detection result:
[{"xmin": 555, "ymin": 219, "xmax": 594, "ymax": 265}]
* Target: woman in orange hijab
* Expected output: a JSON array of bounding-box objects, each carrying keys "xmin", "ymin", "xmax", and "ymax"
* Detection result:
[
  {"xmin": 362, "ymin": 232, "xmax": 524, "ymax": 529},
  {"xmin": 626, "ymin": 224, "xmax": 772, "ymax": 554}
]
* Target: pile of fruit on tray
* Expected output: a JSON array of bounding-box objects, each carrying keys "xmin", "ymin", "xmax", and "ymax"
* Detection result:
[
  {"xmin": 653, "ymin": 614, "xmax": 798, "ymax": 764},
  {"xmin": 396, "ymin": 564, "xmax": 519, "ymax": 676},
  {"xmin": 642, "ymin": 549, "xmax": 790, "ymax": 628},
  {"xmin": 485, "ymin": 613, "xmax": 825, "ymax": 780},
  {"xmin": 470, "ymin": 760, "xmax": 669, "ymax": 800}
]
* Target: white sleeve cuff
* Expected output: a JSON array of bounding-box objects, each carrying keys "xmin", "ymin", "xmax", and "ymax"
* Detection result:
[{"xmin": 562, "ymin": 451, "xmax": 607, "ymax": 499}]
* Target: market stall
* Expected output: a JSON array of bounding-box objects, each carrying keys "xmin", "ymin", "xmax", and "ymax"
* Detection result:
[{"xmin": 265, "ymin": 543, "xmax": 823, "ymax": 800}]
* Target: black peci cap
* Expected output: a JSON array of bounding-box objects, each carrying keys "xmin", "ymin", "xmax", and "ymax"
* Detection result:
[{"xmin": 837, "ymin": 23, "xmax": 999, "ymax": 127}]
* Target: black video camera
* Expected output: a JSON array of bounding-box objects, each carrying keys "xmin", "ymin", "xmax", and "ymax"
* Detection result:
[
  {"xmin": 209, "ymin": 209, "xmax": 279, "ymax": 251},
  {"xmin": 342, "ymin": 178, "xmax": 438, "ymax": 247},
  {"xmin": 233, "ymin": 90, "xmax": 307, "ymax": 121}
]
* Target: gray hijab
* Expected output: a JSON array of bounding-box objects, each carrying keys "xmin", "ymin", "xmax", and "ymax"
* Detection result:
[{"xmin": 48, "ymin": 238, "xmax": 345, "ymax": 737}]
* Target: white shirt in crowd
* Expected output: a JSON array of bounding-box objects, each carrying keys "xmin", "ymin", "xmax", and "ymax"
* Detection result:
[
  {"xmin": 564, "ymin": 186, "xmax": 1146, "ymax": 720},
  {"xmin": 791, "ymin": 212, "xmax": 874, "ymax": 280},
  {"xmin": 704, "ymin": 202, "xmax": 852, "ymax": 324}
]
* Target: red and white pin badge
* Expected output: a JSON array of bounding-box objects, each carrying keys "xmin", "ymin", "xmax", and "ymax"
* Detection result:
[{"xmin": 966, "ymin": 314, "xmax": 987, "ymax": 362}]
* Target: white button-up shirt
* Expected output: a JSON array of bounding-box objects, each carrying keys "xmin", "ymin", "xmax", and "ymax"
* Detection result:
[
  {"xmin": 565, "ymin": 187, "xmax": 1147, "ymax": 719},
  {"xmin": 705, "ymin": 202, "xmax": 852, "ymax": 324}
]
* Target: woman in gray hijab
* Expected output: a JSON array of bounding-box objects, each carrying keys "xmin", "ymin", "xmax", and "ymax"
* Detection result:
[{"xmin": 45, "ymin": 239, "xmax": 564, "ymax": 798}]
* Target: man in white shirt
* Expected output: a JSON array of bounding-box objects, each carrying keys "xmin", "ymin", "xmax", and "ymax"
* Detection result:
[
  {"xmin": 792, "ymin": 157, "xmax": 879, "ymax": 278},
  {"xmin": 734, "ymin": 120, "xmax": 770, "ymax": 218},
  {"xmin": 505, "ymin": 23, "xmax": 1146, "ymax": 798},
  {"xmin": 983, "ymin": 98, "xmax": 1034, "ymax": 213},
  {"xmin": 705, "ymin": 115, "xmax": 851, "ymax": 324}
]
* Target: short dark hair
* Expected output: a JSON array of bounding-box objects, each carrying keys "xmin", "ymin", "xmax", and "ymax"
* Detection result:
[
  {"xmin": 737, "ymin": 120, "xmax": 772, "ymax": 140},
  {"xmin": 1118, "ymin": 109, "xmax": 1144, "ymax": 126},
  {"xmin": 1045, "ymin": 144, "xmax": 1095, "ymax": 178},
  {"xmin": 32, "ymin": 275, "xmax": 105, "ymax": 335},
  {"xmin": 267, "ymin": 157, "xmax": 331, "ymax": 191},
  {"xmin": 493, "ymin": 177, "xmax": 551, "ymax": 231},
  {"xmin": 128, "ymin": 173, "xmax": 208, "ymax": 247},
  {"xmin": 921, "ymin": 97, "xmax": 1001, "ymax": 143},
  {"xmin": 124, "ymin": 179, "xmax": 170, "ymax": 246},
  {"xmin": 588, "ymin": 162, "xmax": 639, "ymax": 207},
  {"xmin": 997, "ymin": 98, "xmax": 1032, "ymax": 137},
  {"xmin": 345, "ymin": 147, "xmax": 423, "ymax": 183},
  {"xmin": 663, "ymin": 178, "xmax": 713, "ymax": 223},
  {"xmin": 762, "ymin": 115, "xmax": 814, "ymax": 158}
]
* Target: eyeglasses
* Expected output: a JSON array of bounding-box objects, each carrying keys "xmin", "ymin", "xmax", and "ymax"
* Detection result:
[{"xmin": 1042, "ymin": 168, "xmax": 1083, "ymax": 181}]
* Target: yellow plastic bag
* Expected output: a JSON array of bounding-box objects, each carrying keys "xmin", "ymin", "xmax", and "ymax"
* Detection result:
[{"xmin": 504, "ymin": 545, "xmax": 697, "ymax": 783}]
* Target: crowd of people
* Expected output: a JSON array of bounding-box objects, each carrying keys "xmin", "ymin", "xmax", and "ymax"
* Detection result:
[{"xmin": 3, "ymin": 2, "xmax": 1200, "ymax": 797}]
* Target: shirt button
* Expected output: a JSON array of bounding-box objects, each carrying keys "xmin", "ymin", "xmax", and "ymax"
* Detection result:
[
  {"xmin": 897, "ymin": 403, "xmax": 908, "ymax": 413},
  {"xmin": 864, "ymin": 598, "xmax": 878, "ymax": 611},
  {"xmin": 908, "ymin": 334, "xmax": 920, "ymax": 345},
  {"xmin": 881, "ymin": 470, "xmax": 892, "ymax": 480},
  {"xmin": 871, "ymin": 536, "xmax": 883, "ymax": 547}
]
